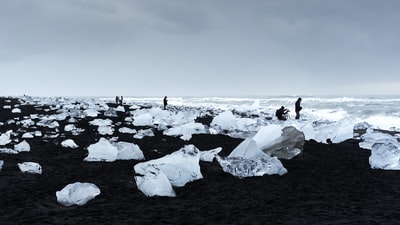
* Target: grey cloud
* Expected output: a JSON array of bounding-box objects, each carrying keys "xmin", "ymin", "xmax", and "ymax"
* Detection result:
[
  {"xmin": 1, "ymin": 0, "xmax": 400, "ymax": 96},
  {"xmin": 0, "ymin": 0, "xmax": 217, "ymax": 60}
]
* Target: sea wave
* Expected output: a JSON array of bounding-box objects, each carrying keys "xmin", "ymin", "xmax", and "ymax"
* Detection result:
[{"xmin": 99, "ymin": 95, "xmax": 400, "ymax": 130}]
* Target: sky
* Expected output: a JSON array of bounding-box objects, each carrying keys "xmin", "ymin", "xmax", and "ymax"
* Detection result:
[{"xmin": 1, "ymin": 0, "xmax": 400, "ymax": 97}]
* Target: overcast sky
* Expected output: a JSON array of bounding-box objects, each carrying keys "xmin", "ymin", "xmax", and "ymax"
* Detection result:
[{"xmin": 1, "ymin": 0, "xmax": 399, "ymax": 97}]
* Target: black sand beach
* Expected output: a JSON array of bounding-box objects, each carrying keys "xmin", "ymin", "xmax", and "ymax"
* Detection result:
[{"xmin": 1, "ymin": 97, "xmax": 400, "ymax": 225}]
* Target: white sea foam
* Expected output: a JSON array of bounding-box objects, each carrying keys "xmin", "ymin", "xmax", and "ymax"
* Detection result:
[{"xmin": 99, "ymin": 95, "xmax": 400, "ymax": 130}]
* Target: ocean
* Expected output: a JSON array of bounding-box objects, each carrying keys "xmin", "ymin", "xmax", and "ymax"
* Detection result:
[{"xmin": 99, "ymin": 95, "xmax": 400, "ymax": 131}]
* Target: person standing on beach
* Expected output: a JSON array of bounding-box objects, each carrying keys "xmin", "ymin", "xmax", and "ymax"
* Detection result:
[
  {"xmin": 115, "ymin": 96, "xmax": 120, "ymax": 105},
  {"xmin": 120, "ymin": 96, "xmax": 123, "ymax": 105},
  {"xmin": 295, "ymin": 97, "xmax": 302, "ymax": 119},
  {"xmin": 163, "ymin": 96, "xmax": 168, "ymax": 110}
]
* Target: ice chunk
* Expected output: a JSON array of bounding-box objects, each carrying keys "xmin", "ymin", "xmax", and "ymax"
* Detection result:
[
  {"xmin": 44, "ymin": 133, "xmax": 59, "ymax": 139},
  {"xmin": 369, "ymin": 139, "xmax": 400, "ymax": 170},
  {"xmin": 235, "ymin": 118, "xmax": 258, "ymax": 132},
  {"xmin": 253, "ymin": 124, "xmax": 283, "ymax": 148},
  {"xmin": 64, "ymin": 124, "xmax": 76, "ymax": 132},
  {"xmin": 229, "ymin": 138, "xmax": 265, "ymax": 159},
  {"xmin": 67, "ymin": 126, "xmax": 84, "ymax": 135},
  {"xmin": 0, "ymin": 148, "xmax": 18, "ymax": 154},
  {"xmin": 14, "ymin": 140, "xmax": 31, "ymax": 152},
  {"xmin": 55, "ymin": 113, "xmax": 68, "ymax": 121},
  {"xmin": 84, "ymin": 138, "xmax": 118, "ymax": 162},
  {"xmin": 359, "ymin": 132, "xmax": 396, "ymax": 150},
  {"xmin": 211, "ymin": 111, "xmax": 236, "ymax": 130},
  {"xmin": 134, "ymin": 165, "xmax": 176, "ymax": 197},
  {"xmin": 218, "ymin": 138, "xmax": 287, "ymax": 177},
  {"xmin": 97, "ymin": 126, "xmax": 114, "ymax": 135},
  {"xmin": 56, "ymin": 182, "xmax": 101, "ymax": 206},
  {"xmin": 256, "ymin": 126, "xmax": 304, "ymax": 159},
  {"xmin": 311, "ymin": 117, "xmax": 356, "ymax": 143},
  {"xmin": 180, "ymin": 134, "xmax": 192, "ymax": 141},
  {"xmin": 125, "ymin": 117, "xmax": 133, "ymax": 122},
  {"xmin": 12, "ymin": 108, "xmax": 21, "ymax": 113},
  {"xmin": 20, "ymin": 119, "xmax": 35, "ymax": 128},
  {"xmin": 84, "ymin": 109, "xmax": 99, "ymax": 117},
  {"xmin": 89, "ymin": 119, "xmax": 113, "ymax": 127},
  {"xmin": 37, "ymin": 120, "xmax": 59, "ymax": 129},
  {"xmin": 209, "ymin": 111, "xmax": 259, "ymax": 138},
  {"xmin": 61, "ymin": 139, "xmax": 79, "ymax": 148},
  {"xmin": 112, "ymin": 141, "xmax": 144, "ymax": 160},
  {"xmin": 0, "ymin": 132, "xmax": 12, "ymax": 145},
  {"xmin": 0, "ymin": 160, "xmax": 3, "ymax": 172},
  {"xmin": 293, "ymin": 117, "xmax": 357, "ymax": 144},
  {"xmin": 163, "ymin": 122, "xmax": 207, "ymax": 139},
  {"xmin": 330, "ymin": 117, "xmax": 357, "ymax": 143},
  {"xmin": 200, "ymin": 147, "xmax": 222, "ymax": 162},
  {"xmin": 18, "ymin": 162, "xmax": 42, "ymax": 174},
  {"xmin": 134, "ymin": 145, "xmax": 202, "ymax": 187},
  {"xmin": 217, "ymin": 154, "xmax": 287, "ymax": 178},
  {"xmin": 118, "ymin": 127, "xmax": 137, "ymax": 134},
  {"xmin": 133, "ymin": 129, "xmax": 154, "ymax": 139},
  {"xmin": 34, "ymin": 131, "xmax": 43, "ymax": 137},
  {"xmin": 133, "ymin": 113, "xmax": 154, "ymax": 126}
]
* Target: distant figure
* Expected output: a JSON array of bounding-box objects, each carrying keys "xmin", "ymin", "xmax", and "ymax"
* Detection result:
[
  {"xmin": 163, "ymin": 96, "xmax": 168, "ymax": 110},
  {"xmin": 295, "ymin": 97, "xmax": 302, "ymax": 119},
  {"xmin": 120, "ymin": 96, "xmax": 123, "ymax": 105},
  {"xmin": 115, "ymin": 96, "xmax": 120, "ymax": 105},
  {"xmin": 275, "ymin": 106, "xmax": 289, "ymax": 121}
]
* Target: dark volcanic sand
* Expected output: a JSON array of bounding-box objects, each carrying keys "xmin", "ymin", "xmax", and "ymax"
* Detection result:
[{"xmin": 1, "ymin": 97, "xmax": 400, "ymax": 225}]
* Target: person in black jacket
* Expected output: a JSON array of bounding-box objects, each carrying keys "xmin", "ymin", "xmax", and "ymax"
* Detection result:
[
  {"xmin": 275, "ymin": 106, "xmax": 289, "ymax": 121},
  {"xmin": 295, "ymin": 97, "xmax": 302, "ymax": 119},
  {"xmin": 163, "ymin": 96, "xmax": 168, "ymax": 110}
]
